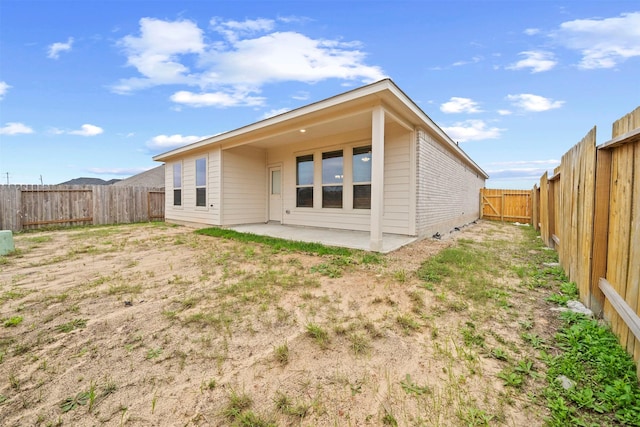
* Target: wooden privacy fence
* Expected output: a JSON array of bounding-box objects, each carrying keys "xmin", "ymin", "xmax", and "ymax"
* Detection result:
[
  {"xmin": 480, "ymin": 188, "xmax": 532, "ymax": 223},
  {"xmin": 534, "ymin": 106, "xmax": 640, "ymax": 377},
  {"xmin": 0, "ymin": 185, "xmax": 165, "ymax": 232}
]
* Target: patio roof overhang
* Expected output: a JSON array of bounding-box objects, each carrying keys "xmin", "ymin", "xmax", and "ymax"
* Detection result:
[{"xmin": 152, "ymin": 79, "xmax": 488, "ymax": 179}]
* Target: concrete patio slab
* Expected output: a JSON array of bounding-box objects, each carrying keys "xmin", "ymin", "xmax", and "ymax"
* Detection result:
[{"xmin": 227, "ymin": 223, "xmax": 416, "ymax": 253}]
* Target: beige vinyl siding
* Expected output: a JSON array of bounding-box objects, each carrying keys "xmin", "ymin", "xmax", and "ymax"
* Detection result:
[
  {"xmin": 267, "ymin": 135, "xmax": 372, "ymax": 231},
  {"xmin": 221, "ymin": 145, "xmax": 267, "ymax": 225},
  {"xmin": 416, "ymin": 129, "xmax": 485, "ymax": 237},
  {"xmin": 264, "ymin": 126, "xmax": 413, "ymax": 234},
  {"xmin": 209, "ymin": 147, "xmax": 221, "ymax": 224},
  {"xmin": 164, "ymin": 151, "xmax": 221, "ymax": 226},
  {"xmin": 382, "ymin": 129, "xmax": 413, "ymax": 235},
  {"xmin": 183, "ymin": 158, "xmax": 196, "ymax": 208},
  {"xmin": 288, "ymin": 211, "xmax": 371, "ymax": 230}
]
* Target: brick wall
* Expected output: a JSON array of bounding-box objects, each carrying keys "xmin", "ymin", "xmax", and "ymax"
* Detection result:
[{"xmin": 416, "ymin": 129, "xmax": 485, "ymax": 237}]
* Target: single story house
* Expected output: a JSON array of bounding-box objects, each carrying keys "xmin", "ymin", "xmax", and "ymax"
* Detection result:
[{"xmin": 153, "ymin": 79, "xmax": 488, "ymax": 251}]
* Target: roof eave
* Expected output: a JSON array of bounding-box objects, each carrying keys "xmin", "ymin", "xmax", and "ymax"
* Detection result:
[
  {"xmin": 153, "ymin": 79, "xmax": 397, "ymax": 162},
  {"xmin": 152, "ymin": 78, "xmax": 489, "ymax": 179},
  {"xmin": 383, "ymin": 83, "xmax": 489, "ymax": 179}
]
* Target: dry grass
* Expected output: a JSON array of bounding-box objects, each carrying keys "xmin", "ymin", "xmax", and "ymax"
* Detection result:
[{"xmin": 0, "ymin": 220, "xmax": 562, "ymax": 426}]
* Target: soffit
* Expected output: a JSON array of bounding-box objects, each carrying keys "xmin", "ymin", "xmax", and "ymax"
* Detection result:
[{"xmin": 154, "ymin": 81, "xmax": 418, "ymax": 161}]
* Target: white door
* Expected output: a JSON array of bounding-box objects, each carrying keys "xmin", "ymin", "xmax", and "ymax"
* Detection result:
[{"xmin": 269, "ymin": 167, "xmax": 282, "ymax": 222}]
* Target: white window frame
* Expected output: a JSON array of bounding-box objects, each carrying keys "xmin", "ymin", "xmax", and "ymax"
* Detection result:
[
  {"xmin": 195, "ymin": 157, "xmax": 206, "ymax": 207},
  {"xmin": 173, "ymin": 162, "xmax": 182, "ymax": 206}
]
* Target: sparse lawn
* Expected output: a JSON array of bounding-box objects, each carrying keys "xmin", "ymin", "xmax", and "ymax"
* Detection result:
[{"xmin": 0, "ymin": 220, "xmax": 638, "ymax": 426}]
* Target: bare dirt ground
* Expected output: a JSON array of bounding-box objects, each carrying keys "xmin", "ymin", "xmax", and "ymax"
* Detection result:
[{"xmin": 0, "ymin": 220, "xmax": 558, "ymax": 426}]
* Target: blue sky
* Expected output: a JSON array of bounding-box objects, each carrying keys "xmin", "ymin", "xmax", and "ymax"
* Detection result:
[{"xmin": 1, "ymin": 0, "xmax": 638, "ymax": 188}]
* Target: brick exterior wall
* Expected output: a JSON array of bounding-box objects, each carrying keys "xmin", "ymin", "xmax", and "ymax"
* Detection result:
[{"xmin": 416, "ymin": 129, "xmax": 485, "ymax": 237}]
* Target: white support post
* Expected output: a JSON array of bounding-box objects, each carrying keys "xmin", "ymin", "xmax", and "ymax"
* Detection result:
[{"xmin": 370, "ymin": 106, "xmax": 385, "ymax": 251}]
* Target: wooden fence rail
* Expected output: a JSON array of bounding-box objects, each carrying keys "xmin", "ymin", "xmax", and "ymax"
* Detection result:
[
  {"xmin": 535, "ymin": 106, "xmax": 640, "ymax": 378},
  {"xmin": 0, "ymin": 185, "xmax": 165, "ymax": 232}
]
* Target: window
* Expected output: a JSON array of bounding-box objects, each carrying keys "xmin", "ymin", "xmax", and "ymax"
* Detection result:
[
  {"xmin": 271, "ymin": 169, "xmax": 281, "ymax": 195},
  {"xmin": 322, "ymin": 150, "xmax": 343, "ymax": 208},
  {"xmin": 173, "ymin": 162, "xmax": 182, "ymax": 206},
  {"xmin": 352, "ymin": 146, "xmax": 372, "ymax": 209},
  {"xmin": 296, "ymin": 155, "xmax": 314, "ymax": 207},
  {"xmin": 196, "ymin": 158, "xmax": 206, "ymax": 207}
]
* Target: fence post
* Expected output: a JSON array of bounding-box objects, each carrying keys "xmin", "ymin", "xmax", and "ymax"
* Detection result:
[
  {"xmin": 539, "ymin": 172, "xmax": 549, "ymax": 244},
  {"xmin": 531, "ymin": 185, "xmax": 539, "ymax": 229},
  {"xmin": 590, "ymin": 147, "xmax": 612, "ymax": 316},
  {"xmin": 547, "ymin": 177, "xmax": 556, "ymax": 248}
]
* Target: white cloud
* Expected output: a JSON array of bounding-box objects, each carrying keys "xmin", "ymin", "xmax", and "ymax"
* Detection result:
[
  {"xmin": 276, "ymin": 15, "xmax": 310, "ymax": 25},
  {"xmin": 170, "ymin": 90, "xmax": 265, "ymax": 108},
  {"xmin": 488, "ymin": 159, "xmax": 560, "ymax": 167},
  {"xmin": 507, "ymin": 51, "xmax": 557, "ymax": 73},
  {"xmin": 554, "ymin": 12, "xmax": 640, "ymax": 69},
  {"xmin": 69, "ymin": 124, "xmax": 104, "ymax": 136},
  {"xmin": 113, "ymin": 18, "xmax": 205, "ymax": 93},
  {"xmin": 260, "ymin": 108, "xmax": 291, "ymax": 120},
  {"xmin": 441, "ymin": 120, "xmax": 504, "ymax": 143},
  {"xmin": 440, "ymin": 97, "xmax": 482, "ymax": 114},
  {"xmin": 87, "ymin": 167, "xmax": 150, "ymax": 175},
  {"xmin": 113, "ymin": 17, "xmax": 386, "ymax": 106},
  {"xmin": 48, "ymin": 37, "xmax": 74, "ymax": 59},
  {"xmin": 210, "ymin": 17, "xmax": 275, "ymax": 43},
  {"xmin": 292, "ymin": 91, "xmax": 310, "ymax": 101},
  {"xmin": 486, "ymin": 167, "xmax": 552, "ymax": 181},
  {"xmin": 452, "ymin": 56, "xmax": 483, "ymax": 67},
  {"xmin": 199, "ymin": 31, "xmax": 385, "ymax": 86},
  {"xmin": 0, "ymin": 81, "xmax": 10, "ymax": 100},
  {"xmin": 0, "ymin": 122, "xmax": 34, "ymax": 135},
  {"xmin": 497, "ymin": 109, "xmax": 512, "ymax": 116},
  {"xmin": 486, "ymin": 159, "xmax": 561, "ymax": 181},
  {"xmin": 524, "ymin": 28, "xmax": 541, "ymax": 36},
  {"xmin": 507, "ymin": 94, "xmax": 564, "ymax": 112},
  {"xmin": 146, "ymin": 134, "xmax": 208, "ymax": 151}
]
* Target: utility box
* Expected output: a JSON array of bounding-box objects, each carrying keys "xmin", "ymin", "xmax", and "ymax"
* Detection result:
[{"xmin": 0, "ymin": 230, "xmax": 15, "ymax": 255}]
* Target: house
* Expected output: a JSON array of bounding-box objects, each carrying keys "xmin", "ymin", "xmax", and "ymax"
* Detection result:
[
  {"xmin": 153, "ymin": 79, "xmax": 488, "ymax": 251},
  {"xmin": 112, "ymin": 165, "xmax": 165, "ymax": 188}
]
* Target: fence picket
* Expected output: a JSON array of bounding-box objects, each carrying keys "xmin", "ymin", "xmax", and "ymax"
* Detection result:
[{"xmin": 627, "ymin": 144, "xmax": 640, "ymax": 360}]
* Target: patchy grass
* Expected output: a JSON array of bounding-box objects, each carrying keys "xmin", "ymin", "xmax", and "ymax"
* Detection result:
[
  {"xmin": 305, "ymin": 322, "xmax": 330, "ymax": 349},
  {"xmin": 196, "ymin": 227, "xmax": 353, "ymax": 256},
  {"xmin": 55, "ymin": 318, "xmax": 87, "ymax": 333},
  {"xmin": 2, "ymin": 221, "xmax": 638, "ymax": 426},
  {"xmin": 274, "ymin": 342, "xmax": 289, "ymax": 364},
  {"xmin": 3, "ymin": 316, "xmax": 23, "ymax": 328}
]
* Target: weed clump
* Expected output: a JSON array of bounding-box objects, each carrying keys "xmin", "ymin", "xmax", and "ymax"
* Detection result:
[
  {"xmin": 305, "ymin": 323, "xmax": 330, "ymax": 349},
  {"xmin": 543, "ymin": 312, "xmax": 640, "ymax": 426}
]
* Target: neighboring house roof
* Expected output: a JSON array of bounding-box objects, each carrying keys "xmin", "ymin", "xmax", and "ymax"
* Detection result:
[
  {"xmin": 59, "ymin": 177, "xmax": 121, "ymax": 185},
  {"xmin": 153, "ymin": 78, "xmax": 488, "ymax": 179},
  {"xmin": 112, "ymin": 165, "xmax": 165, "ymax": 187}
]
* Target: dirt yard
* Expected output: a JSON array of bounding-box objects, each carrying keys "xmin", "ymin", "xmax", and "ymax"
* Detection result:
[{"xmin": 0, "ymin": 220, "xmax": 559, "ymax": 426}]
